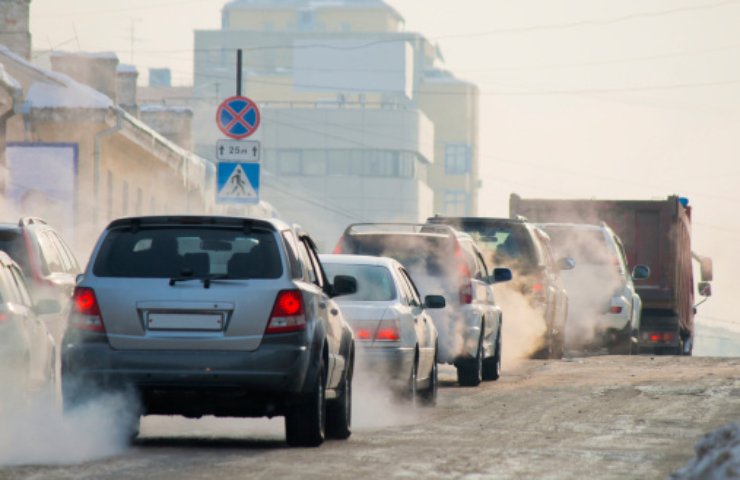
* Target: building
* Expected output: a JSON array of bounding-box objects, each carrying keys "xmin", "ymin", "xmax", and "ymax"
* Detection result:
[{"xmin": 189, "ymin": 0, "xmax": 479, "ymax": 246}]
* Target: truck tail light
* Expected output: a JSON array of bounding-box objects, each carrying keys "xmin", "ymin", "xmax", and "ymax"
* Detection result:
[
  {"xmin": 70, "ymin": 287, "xmax": 106, "ymax": 333},
  {"xmin": 644, "ymin": 331, "xmax": 676, "ymax": 344},
  {"xmin": 332, "ymin": 235, "xmax": 345, "ymax": 254},
  {"xmin": 374, "ymin": 319, "xmax": 400, "ymax": 341},
  {"xmin": 266, "ymin": 290, "xmax": 306, "ymax": 334}
]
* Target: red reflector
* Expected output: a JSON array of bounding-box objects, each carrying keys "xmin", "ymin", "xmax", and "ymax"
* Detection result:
[
  {"xmin": 609, "ymin": 306, "xmax": 623, "ymax": 314},
  {"xmin": 649, "ymin": 333, "xmax": 661, "ymax": 342},
  {"xmin": 374, "ymin": 319, "xmax": 400, "ymax": 341},
  {"xmin": 266, "ymin": 290, "xmax": 306, "ymax": 334},
  {"xmin": 355, "ymin": 328, "xmax": 372, "ymax": 340}
]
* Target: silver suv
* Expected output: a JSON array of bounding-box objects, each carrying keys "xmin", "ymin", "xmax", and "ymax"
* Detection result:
[
  {"xmin": 333, "ymin": 223, "xmax": 512, "ymax": 387},
  {"xmin": 539, "ymin": 222, "xmax": 649, "ymax": 353},
  {"xmin": 62, "ymin": 216, "xmax": 357, "ymax": 447}
]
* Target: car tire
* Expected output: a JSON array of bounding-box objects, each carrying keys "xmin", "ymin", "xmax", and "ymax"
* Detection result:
[
  {"xmin": 418, "ymin": 349, "xmax": 438, "ymax": 407},
  {"xmin": 457, "ymin": 335, "xmax": 483, "ymax": 387},
  {"xmin": 285, "ymin": 360, "xmax": 326, "ymax": 447},
  {"xmin": 326, "ymin": 357, "xmax": 352, "ymax": 440},
  {"xmin": 483, "ymin": 328, "xmax": 501, "ymax": 381}
]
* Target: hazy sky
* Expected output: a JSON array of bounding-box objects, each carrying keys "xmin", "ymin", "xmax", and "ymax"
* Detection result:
[{"xmin": 30, "ymin": 0, "xmax": 740, "ymax": 332}]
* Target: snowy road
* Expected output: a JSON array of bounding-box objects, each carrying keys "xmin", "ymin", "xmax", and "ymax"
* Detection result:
[{"xmin": 2, "ymin": 356, "xmax": 739, "ymax": 479}]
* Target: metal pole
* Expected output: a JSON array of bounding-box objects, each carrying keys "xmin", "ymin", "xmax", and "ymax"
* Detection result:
[{"xmin": 236, "ymin": 49, "xmax": 242, "ymax": 96}]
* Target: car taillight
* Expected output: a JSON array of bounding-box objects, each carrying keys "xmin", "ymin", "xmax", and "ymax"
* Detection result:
[
  {"xmin": 332, "ymin": 235, "xmax": 345, "ymax": 254},
  {"xmin": 374, "ymin": 319, "xmax": 400, "ymax": 341},
  {"xmin": 459, "ymin": 283, "xmax": 473, "ymax": 304},
  {"xmin": 0, "ymin": 313, "xmax": 8, "ymax": 322},
  {"xmin": 266, "ymin": 289, "xmax": 306, "ymax": 334},
  {"xmin": 355, "ymin": 328, "xmax": 373, "ymax": 340},
  {"xmin": 644, "ymin": 332, "xmax": 676, "ymax": 344},
  {"xmin": 70, "ymin": 287, "xmax": 106, "ymax": 333},
  {"xmin": 609, "ymin": 306, "xmax": 623, "ymax": 314}
]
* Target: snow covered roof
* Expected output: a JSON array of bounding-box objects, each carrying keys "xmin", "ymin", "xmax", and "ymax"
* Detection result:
[
  {"xmin": 140, "ymin": 104, "xmax": 193, "ymax": 114},
  {"xmin": 117, "ymin": 63, "xmax": 138, "ymax": 74},
  {"xmin": 0, "ymin": 62, "xmax": 21, "ymax": 95},
  {"xmin": 223, "ymin": 0, "xmax": 403, "ymax": 18},
  {"xmin": 50, "ymin": 51, "xmax": 118, "ymax": 61},
  {"xmin": 26, "ymin": 80, "xmax": 113, "ymax": 109}
]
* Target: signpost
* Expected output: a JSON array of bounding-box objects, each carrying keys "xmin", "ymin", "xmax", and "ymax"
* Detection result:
[{"xmin": 215, "ymin": 49, "xmax": 263, "ymax": 206}]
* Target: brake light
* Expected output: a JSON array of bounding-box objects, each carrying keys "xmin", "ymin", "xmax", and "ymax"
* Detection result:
[
  {"xmin": 0, "ymin": 313, "xmax": 8, "ymax": 322},
  {"xmin": 609, "ymin": 306, "xmax": 623, "ymax": 314},
  {"xmin": 70, "ymin": 287, "xmax": 105, "ymax": 332},
  {"xmin": 355, "ymin": 328, "xmax": 372, "ymax": 340},
  {"xmin": 374, "ymin": 319, "xmax": 400, "ymax": 341},
  {"xmin": 459, "ymin": 283, "xmax": 473, "ymax": 304},
  {"xmin": 266, "ymin": 290, "xmax": 306, "ymax": 334},
  {"xmin": 645, "ymin": 332, "xmax": 676, "ymax": 344},
  {"xmin": 532, "ymin": 283, "xmax": 543, "ymax": 294},
  {"xmin": 332, "ymin": 235, "xmax": 345, "ymax": 254}
]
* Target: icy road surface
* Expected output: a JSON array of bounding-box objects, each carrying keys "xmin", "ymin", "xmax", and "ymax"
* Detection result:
[{"xmin": 2, "ymin": 356, "xmax": 738, "ymax": 479}]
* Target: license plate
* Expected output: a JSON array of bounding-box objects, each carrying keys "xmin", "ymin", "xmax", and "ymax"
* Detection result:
[{"xmin": 147, "ymin": 313, "xmax": 224, "ymax": 331}]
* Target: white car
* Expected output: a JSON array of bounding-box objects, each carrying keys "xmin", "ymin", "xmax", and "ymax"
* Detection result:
[
  {"xmin": 320, "ymin": 254, "xmax": 444, "ymax": 405},
  {"xmin": 539, "ymin": 223, "xmax": 650, "ymax": 354}
]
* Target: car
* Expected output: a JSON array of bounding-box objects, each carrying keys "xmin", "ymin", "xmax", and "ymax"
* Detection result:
[
  {"xmin": 61, "ymin": 215, "xmax": 358, "ymax": 447},
  {"xmin": 0, "ymin": 251, "xmax": 60, "ymax": 393},
  {"xmin": 538, "ymin": 222, "xmax": 650, "ymax": 354},
  {"xmin": 427, "ymin": 216, "xmax": 573, "ymax": 359},
  {"xmin": 320, "ymin": 254, "xmax": 445, "ymax": 405},
  {"xmin": 0, "ymin": 217, "xmax": 80, "ymax": 343},
  {"xmin": 333, "ymin": 223, "xmax": 512, "ymax": 387}
]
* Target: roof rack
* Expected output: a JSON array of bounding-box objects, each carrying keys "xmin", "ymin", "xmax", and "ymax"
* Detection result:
[{"xmin": 18, "ymin": 217, "xmax": 48, "ymax": 227}]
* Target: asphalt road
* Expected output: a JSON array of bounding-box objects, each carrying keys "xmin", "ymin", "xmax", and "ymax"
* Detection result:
[{"xmin": 2, "ymin": 355, "xmax": 739, "ymax": 480}]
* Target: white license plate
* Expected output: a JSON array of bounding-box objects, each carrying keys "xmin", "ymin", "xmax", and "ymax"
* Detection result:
[{"xmin": 147, "ymin": 313, "xmax": 224, "ymax": 331}]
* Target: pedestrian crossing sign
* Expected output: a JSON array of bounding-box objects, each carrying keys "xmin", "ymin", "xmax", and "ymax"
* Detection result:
[{"xmin": 216, "ymin": 162, "xmax": 260, "ymax": 204}]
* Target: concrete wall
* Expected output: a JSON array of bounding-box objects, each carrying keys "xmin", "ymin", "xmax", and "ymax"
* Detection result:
[{"xmin": 0, "ymin": 0, "xmax": 31, "ymax": 60}]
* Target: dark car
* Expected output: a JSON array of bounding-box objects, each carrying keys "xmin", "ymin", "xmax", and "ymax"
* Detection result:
[
  {"xmin": 0, "ymin": 217, "xmax": 80, "ymax": 342},
  {"xmin": 428, "ymin": 216, "xmax": 573, "ymax": 359},
  {"xmin": 62, "ymin": 216, "xmax": 357, "ymax": 447},
  {"xmin": 334, "ymin": 223, "xmax": 511, "ymax": 387},
  {"xmin": 0, "ymin": 251, "xmax": 60, "ymax": 393}
]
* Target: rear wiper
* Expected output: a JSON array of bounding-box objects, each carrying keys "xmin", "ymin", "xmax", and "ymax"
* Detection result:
[{"xmin": 168, "ymin": 273, "xmax": 233, "ymax": 288}]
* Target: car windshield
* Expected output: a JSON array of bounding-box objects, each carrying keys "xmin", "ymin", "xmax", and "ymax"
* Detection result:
[
  {"xmin": 444, "ymin": 222, "xmax": 537, "ymax": 270},
  {"xmin": 543, "ymin": 227, "xmax": 614, "ymax": 266},
  {"xmin": 93, "ymin": 226, "xmax": 283, "ymax": 279},
  {"xmin": 346, "ymin": 234, "xmax": 454, "ymax": 277},
  {"xmin": 323, "ymin": 263, "xmax": 396, "ymax": 302}
]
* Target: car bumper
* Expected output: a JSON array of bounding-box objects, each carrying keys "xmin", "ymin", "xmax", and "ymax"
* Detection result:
[
  {"xmin": 355, "ymin": 344, "xmax": 415, "ymax": 388},
  {"xmin": 61, "ymin": 335, "xmax": 318, "ymax": 417}
]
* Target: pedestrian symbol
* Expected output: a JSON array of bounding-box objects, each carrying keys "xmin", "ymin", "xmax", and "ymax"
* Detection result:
[
  {"xmin": 216, "ymin": 96, "xmax": 260, "ymax": 140},
  {"xmin": 216, "ymin": 162, "xmax": 260, "ymax": 204}
]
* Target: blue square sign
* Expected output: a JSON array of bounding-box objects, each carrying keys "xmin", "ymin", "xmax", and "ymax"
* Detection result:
[{"xmin": 216, "ymin": 162, "xmax": 260, "ymax": 205}]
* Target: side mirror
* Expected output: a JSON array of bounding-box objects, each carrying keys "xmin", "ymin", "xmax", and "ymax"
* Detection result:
[
  {"xmin": 557, "ymin": 257, "xmax": 576, "ymax": 271},
  {"xmin": 332, "ymin": 275, "xmax": 357, "ymax": 297},
  {"xmin": 699, "ymin": 257, "xmax": 713, "ymax": 282},
  {"xmin": 632, "ymin": 265, "xmax": 651, "ymax": 280},
  {"xmin": 698, "ymin": 281, "xmax": 712, "ymax": 297},
  {"xmin": 490, "ymin": 268, "xmax": 513, "ymax": 284},
  {"xmin": 424, "ymin": 295, "xmax": 446, "ymax": 309},
  {"xmin": 35, "ymin": 298, "xmax": 61, "ymax": 315}
]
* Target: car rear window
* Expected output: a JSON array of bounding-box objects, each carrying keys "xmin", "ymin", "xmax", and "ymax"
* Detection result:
[
  {"xmin": 323, "ymin": 263, "xmax": 396, "ymax": 302},
  {"xmin": 451, "ymin": 222, "xmax": 538, "ymax": 270},
  {"xmin": 93, "ymin": 227, "xmax": 283, "ymax": 279},
  {"xmin": 543, "ymin": 227, "xmax": 614, "ymax": 265},
  {"xmin": 346, "ymin": 234, "xmax": 454, "ymax": 277}
]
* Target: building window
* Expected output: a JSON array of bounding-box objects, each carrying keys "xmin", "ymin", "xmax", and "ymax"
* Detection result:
[
  {"xmin": 106, "ymin": 170, "xmax": 113, "ymax": 221},
  {"xmin": 444, "ymin": 143, "xmax": 471, "ymax": 175},
  {"xmin": 298, "ymin": 10, "xmax": 314, "ymax": 31},
  {"xmin": 303, "ymin": 151, "xmax": 327, "ymax": 176},
  {"xmin": 122, "ymin": 181, "xmax": 129, "ymax": 216},
  {"xmin": 444, "ymin": 190, "xmax": 469, "ymax": 215},
  {"xmin": 278, "ymin": 150, "xmax": 302, "ymax": 175},
  {"xmin": 135, "ymin": 188, "xmax": 143, "ymax": 215}
]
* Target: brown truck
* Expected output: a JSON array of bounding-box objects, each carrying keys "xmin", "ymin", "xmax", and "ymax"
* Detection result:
[{"xmin": 510, "ymin": 194, "xmax": 713, "ymax": 355}]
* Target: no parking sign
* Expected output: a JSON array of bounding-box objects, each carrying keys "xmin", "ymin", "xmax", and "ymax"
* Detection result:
[{"xmin": 216, "ymin": 96, "xmax": 261, "ymax": 140}]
